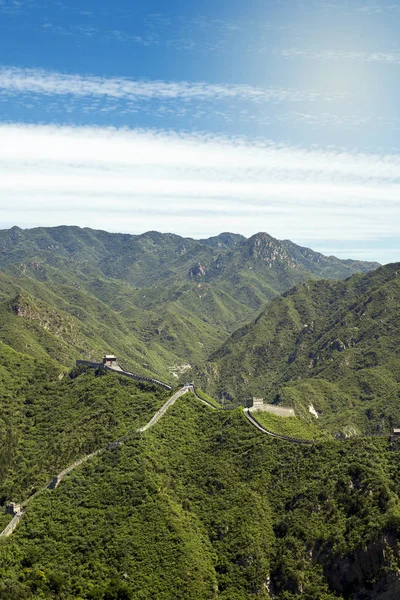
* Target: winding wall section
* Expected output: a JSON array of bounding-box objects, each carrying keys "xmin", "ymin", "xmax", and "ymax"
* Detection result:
[
  {"xmin": 76, "ymin": 360, "xmax": 172, "ymax": 390},
  {"xmin": 0, "ymin": 512, "xmax": 24, "ymax": 537},
  {"xmin": 0, "ymin": 383, "xmax": 215, "ymax": 539},
  {"xmin": 1, "ymin": 368, "xmax": 315, "ymax": 539},
  {"xmin": 243, "ymin": 408, "xmax": 314, "ymax": 445}
]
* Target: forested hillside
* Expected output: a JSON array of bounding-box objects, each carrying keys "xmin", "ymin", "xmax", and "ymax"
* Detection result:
[
  {"xmin": 2, "ymin": 392, "xmax": 400, "ymax": 599},
  {"xmin": 0, "ymin": 229, "xmax": 399, "ymax": 599},
  {"xmin": 0, "ymin": 345, "xmax": 170, "ymax": 506},
  {"xmin": 0, "ymin": 225, "xmax": 379, "ymax": 383},
  {"xmin": 205, "ymin": 263, "xmax": 400, "ymax": 437}
]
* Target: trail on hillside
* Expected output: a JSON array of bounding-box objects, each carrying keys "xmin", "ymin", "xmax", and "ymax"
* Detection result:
[
  {"xmin": 0, "ymin": 383, "xmax": 192, "ymax": 538},
  {"xmin": 243, "ymin": 408, "xmax": 314, "ymax": 445},
  {"xmin": 1, "ymin": 363, "xmax": 313, "ymax": 540}
]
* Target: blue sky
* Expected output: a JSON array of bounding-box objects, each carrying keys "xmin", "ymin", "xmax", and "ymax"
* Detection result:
[{"xmin": 1, "ymin": 0, "xmax": 399, "ymax": 263}]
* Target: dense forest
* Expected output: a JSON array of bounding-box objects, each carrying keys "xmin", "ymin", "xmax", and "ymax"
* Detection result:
[
  {"xmin": 204, "ymin": 263, "xmax": 400, "ymax": 435},
  {"xmin": 0, "ymin": 226, "xmax": 378, "ymax": 382},
  {"xmin": 0, "ymin": 226, "xmax": 399, "ymax": 599},
  {"xmin": 2, "ymin": 387, "xmax": 400, "ymax": 599}
]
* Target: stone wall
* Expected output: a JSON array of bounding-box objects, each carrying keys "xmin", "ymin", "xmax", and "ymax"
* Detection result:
[
  {"xmin": 244, "ymin": 408, "xmax": 313, "ymax": 445},
  {"xmin": 250, "ymin": 397, "xmax": 295, "ymax": 418},
  {"xmin": 252, "ymin": 397, "xmax": 265, "ymax": 411},
  {"xmin": 47, "ymin": 450, "xmax": 102, "ymax": 490},
  {"xmin": 0, "ymin": 384, "xmax": 206, "ymax": 538},
  {"xmin": 6, "ymin": 502, "xmax": 21, "ymax": 516},
  {"xmin": 0, "ymin": 512, "xmax": 24, "ymax": 538},
  {"xmin": 76, "ymin": 360, "xmax": 172, "ymax": 390}
]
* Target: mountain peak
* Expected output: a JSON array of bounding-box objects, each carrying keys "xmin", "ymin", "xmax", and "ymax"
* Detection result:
[
  {"xmin": 249, "ymin": 231, "xmax": 277, "ymax": 242},
  {"xmin": 200, "ymin": 232, "xmax": 246, "ymax": 249},
  {"xmin": 244, "ymin": 232, "xmax": 291, "ymax": 264}
]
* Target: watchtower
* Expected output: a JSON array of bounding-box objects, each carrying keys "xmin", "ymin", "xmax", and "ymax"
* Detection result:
[
  {"xmin": 250, "ymin": 396, "xmax": 295, "ymax": 417},
  {"xmin": 6, "ymin": 502, "xmax": 21, "ymax": 516},
  {"xmin": 251, "ymin": 397, "xmax": 265, "ymax": 411},
  {"xmin": 391, "ymin": 429, "xmax": 400, "ymax": 442},
  {"xmin": 103, "ymin": 355, "xmax": 118, "ymax": 368}
]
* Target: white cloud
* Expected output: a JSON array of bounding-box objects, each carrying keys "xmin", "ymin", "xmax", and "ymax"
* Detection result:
[
  {"xmin": 281, "ymin": 47, "xmax": 400, "ymax": 65},
  {"xmin": 0, "ymin": 66, "xmax": 335, "ymax": 104},
  {"xmin": 0, "ymin": 123, "xmax": 399, "ymax": 263},
  {"xmin": 347, "ymin": 2, "xmax": 400, "ymax": 15}
]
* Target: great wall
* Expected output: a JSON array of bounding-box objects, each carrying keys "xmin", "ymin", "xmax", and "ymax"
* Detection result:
[
  {"xmin": 0, "ymin": 357, "xmax": 308, "ymax": 539},
  {"xmin": 243, "ymin": 408, "xmax": 314, "ymax": 445},
  {"xmin": 76, "ymin": 359, "xmax": 172, "ymax": 390}
]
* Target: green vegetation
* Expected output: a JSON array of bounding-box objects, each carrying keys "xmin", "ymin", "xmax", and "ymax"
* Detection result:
[
  {"xmin": 0, "ymin": 349, "xmax": 169, "ymax": 502},
  {"xmin": 1, "ymin": 226, "xmax": 399, "ymax": 599},
  {"xmin": 194, "ymin": 387, "xmax": 222, "ymax": 408},
  {"xmin": 251, "ymin": 410, "xmax": 328, "ymax": 440},
  {"xmin": 0, "ymin": 226, "xmax": 378, "ymax": 383},
  {"xmin": 1, "ymin": 395, "xmax": 400, "ymax": 599},
  {"xmin": 207, "ymin": 263, "xmax": 400, "ymax": 436}
]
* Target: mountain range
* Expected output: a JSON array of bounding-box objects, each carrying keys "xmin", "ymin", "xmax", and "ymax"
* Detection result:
[
  {"xmin": 2, "ymin": 225, "xmax": 400, "ymax": 599},
  {"xmin": 0, "ymin": 225, "xmax": 379, "ymax": 384},
  {"xmin": 203, "ymin": 263, "xmax": 400, "ymax": 436}
]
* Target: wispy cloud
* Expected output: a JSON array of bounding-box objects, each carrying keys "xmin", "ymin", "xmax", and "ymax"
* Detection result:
[
  {"xmin": 0, "ymin": 67, "xmax": 330, "ymax": 104},
  {"xmin": 289, "ymin": 111, "xmax": 400, "ymax": 130},
  {"xmin": 338, "ymin": 2, "xmax": 400, "ymax": 15},
  {"xmin": 281, "ymin": 47, "xmax": 400, "ymax": 65},
  {"xmin": 33, "ymin": 11, "xmax": 247, "ymax": 52},
  {"xmin": 0, "ymin": 123, "xmax": 399, "ymax": 263},
  {"xmin": 0, "ymin": 0, "xmax": 28, "ymax": 15},
  {"xmin": 301, "ymin": 1, "xmax": 400, "ymax": 16}
]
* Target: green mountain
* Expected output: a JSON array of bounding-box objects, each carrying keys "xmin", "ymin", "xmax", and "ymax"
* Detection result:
[
  {"xmin": 1, "ymin": 231, "xmax": 400, "ymax": 599},
  {"xmin": 205, "ymin": 263, "xmax": 400, "ymax": 436},
  {"xmin": 0, "ymin": 226, "xmax": 379, "ymax": 382},
  {"xmin": 0, "ymin": 343, "xmax": 171, "ymax": 504},
  {"xmin": 2, "ymin": 382, "xmax": 400, "ymax": 600}
]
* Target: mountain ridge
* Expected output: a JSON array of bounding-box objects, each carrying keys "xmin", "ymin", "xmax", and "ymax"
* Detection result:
[
  {"xmin": 0, "ymin": 225, "xmax": 380, "ymax": 383},
  {"xmin": 1, "ymin": 228, "xmax": 400, "ymax": 599},
  {"xmin": 203, "ymin": 262, "xmax": 400, "ymax": 436}
]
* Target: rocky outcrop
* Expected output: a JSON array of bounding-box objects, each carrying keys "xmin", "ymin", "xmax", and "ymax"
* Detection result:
[
  {"xmin": 325, "ymin": 534, "xmax": 400, "ymax": 599},
  {"xmin": 10, "ymin": 293, "xmax": 87, "ymax": 350},
  {"xmin": 12, "ymin": 294, "xmax": 31, "ymax": 318},
  {"xmin": 245, "ymin": 233, "xmax": 297, "ymax": 268},
  {"xmin": 188, "ymin": 263, "xmax": 207, "ymax": 278}
]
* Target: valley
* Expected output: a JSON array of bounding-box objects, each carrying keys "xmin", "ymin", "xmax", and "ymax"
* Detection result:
[
  {"xmin": 0, "ymin": 226, "xmax": 399, "ymax": 599},
  {"xmin": 1, "ymin": 366, "xmax": 400, "ymax": 599},
  {"xmin": 0, "ymin": 225, "xmax": 379, "ymax": 384}
]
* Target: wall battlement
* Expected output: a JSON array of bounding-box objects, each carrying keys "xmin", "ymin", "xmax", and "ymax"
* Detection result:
[
  {"xmin": 6, "ymin": 502, "xmax": 21, "ymax": 516},
  {"xmin": 75, "ymin": 360, "xmax": 172, "ymax": 390},
  {"xmin": 250, "ymin": 397, "xmax": 295, "ymax": 418}
]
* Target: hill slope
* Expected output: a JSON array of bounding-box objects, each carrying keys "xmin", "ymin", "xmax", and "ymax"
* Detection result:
[
  {"xmin": 1, "ymin": 228, "xmax": 399, "ymax": 600},
  {"xmin": 0, "ymin": 226, "xmax": 379, "ymax": 381},
  {"xmin": 205, "ymin": 263, "xmax": 400, "ymax": 436},
  {"xmin": 0, "ymin": 344, "xmax": 170, "ymax": 504},
  {"xmin": 1, "ymin": 394, "xmax": 400, "ymax": 599}
]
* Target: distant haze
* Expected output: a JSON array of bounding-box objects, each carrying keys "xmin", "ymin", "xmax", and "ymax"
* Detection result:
[
  {"xmin": 1, "ymin": 1, "xmax": 400, "ymax": 265},
  {"xmin": 1, "ymin": 124, "xmax": 398, "ymax": 265}
]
